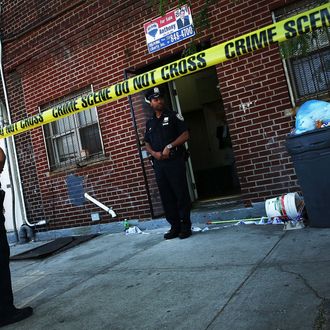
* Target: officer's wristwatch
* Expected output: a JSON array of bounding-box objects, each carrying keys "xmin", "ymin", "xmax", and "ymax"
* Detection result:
[{"xmin": 166, "ymin": 143, "xmax": 173, "ymax": 149}]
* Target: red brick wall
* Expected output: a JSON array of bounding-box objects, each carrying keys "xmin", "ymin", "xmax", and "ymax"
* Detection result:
[
  {"xmin": 5, "ymin": 70, "xmax": 48, "ymax": 224},
  {"xmin": 212, "ymin": 0, "xmax": 299, "ymax": 202},
  {"xmin": 0, "ymin": 0, "xmax": 301, "ymax": 228}
]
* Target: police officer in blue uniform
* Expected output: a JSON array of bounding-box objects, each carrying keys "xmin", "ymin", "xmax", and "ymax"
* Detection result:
[
  {"xmin": 144, "ymin": 87, "xmax": 192, "ymax": 239},
  {"xmin": 0, "ymin": 147, "xmax": 33, "ymax": 327}
]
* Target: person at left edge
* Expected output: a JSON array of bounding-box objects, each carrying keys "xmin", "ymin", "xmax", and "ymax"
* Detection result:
[
  {"xmin": 0, "ymin": 147, "xmax": 33, "ymax": 327},
  {"xmin": 144, "ymin": 86, "xmax": 192, "ymax": 240}
]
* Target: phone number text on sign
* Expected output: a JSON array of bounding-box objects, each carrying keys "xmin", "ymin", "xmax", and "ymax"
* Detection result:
[{"xmin": 148, "ymin": 26, "xmax": 195, "ymax": 53}]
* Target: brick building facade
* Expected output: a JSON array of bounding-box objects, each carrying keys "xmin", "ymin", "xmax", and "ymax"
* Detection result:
[{"xmin": 0, "ymin": 0, "xmax": 328, "ymax": 230}]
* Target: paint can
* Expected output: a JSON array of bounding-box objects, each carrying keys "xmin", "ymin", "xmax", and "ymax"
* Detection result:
[{"xmin": 265, "ymin": 192, "xmax": 304, "ymax": 220}]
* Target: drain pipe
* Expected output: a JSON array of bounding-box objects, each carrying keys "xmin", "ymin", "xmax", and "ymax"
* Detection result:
[
  {"xmin": 0, "ymin": 102, "xmax": 18, "ymax": 241},
  {"xmin": 0, "ymin": 37, "xmax": 31, "ymax": 235},
  {"xmin": 84, "ymin": 193, "xmax": 117, "ymax": 217}
]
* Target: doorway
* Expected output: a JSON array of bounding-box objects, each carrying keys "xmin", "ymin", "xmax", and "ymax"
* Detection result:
[
  {"xmin": 126, "ymin": 64, "xmax": 241, "ymax": 217},
  {"xmin": 169, "ymin": 67, "xmax": 241, "ymax": 200}
]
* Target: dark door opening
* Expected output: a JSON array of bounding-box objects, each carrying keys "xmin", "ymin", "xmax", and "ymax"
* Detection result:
[{"xmin": 172, "ymin": 67, "xmax": 241, "ymax": 200}]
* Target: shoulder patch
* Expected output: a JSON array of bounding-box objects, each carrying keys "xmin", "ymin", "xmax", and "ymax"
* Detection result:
[{"xmin": 176, "ymin": 113, "xmax": 184, "ymax": 121}]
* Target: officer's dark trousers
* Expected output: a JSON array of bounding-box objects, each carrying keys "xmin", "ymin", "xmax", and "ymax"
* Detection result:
[
  {"xmin": 154, "ymin": 157, "xmax": 191, "ymax": 231},
  {"xmin": 0, "ymin": 215, "xmax": 14, "ymax": 317}
]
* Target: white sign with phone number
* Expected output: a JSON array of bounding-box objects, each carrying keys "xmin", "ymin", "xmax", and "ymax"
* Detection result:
[{"xmin": 144, "ymin": 5, "xmax": 195, "ymax": 54}]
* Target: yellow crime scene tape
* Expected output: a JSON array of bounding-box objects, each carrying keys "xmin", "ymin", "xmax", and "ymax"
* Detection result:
[{"xmin": 0, "ymin": 3, "xmax": 329, "ymax": 139}]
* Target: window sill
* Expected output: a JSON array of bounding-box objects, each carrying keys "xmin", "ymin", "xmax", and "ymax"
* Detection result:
[{"xmin": 46, "ymin": 155, "xmax": 111, "ymax": 175}]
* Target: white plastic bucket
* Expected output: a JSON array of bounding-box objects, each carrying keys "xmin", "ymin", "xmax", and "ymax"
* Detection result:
[{"xmin": 265, "ymin": 193, "xmax": 304, "ymax": 220}]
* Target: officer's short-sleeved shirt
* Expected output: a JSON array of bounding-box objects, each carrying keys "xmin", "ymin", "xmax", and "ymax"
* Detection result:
[{"xmin": 144, "ymin": 109, "xmax": 188, "ymax": 152}]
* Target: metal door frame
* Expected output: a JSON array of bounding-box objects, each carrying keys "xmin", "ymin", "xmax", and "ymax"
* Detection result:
[{"xmin": 168, "ymin": 80, "xmax": 198, "ymax": 201}]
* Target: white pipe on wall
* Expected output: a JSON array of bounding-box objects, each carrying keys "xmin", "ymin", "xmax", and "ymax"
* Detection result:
[
  {"xmin": 84, "ymin": 193, "xmax": 117, "ymax": 217},
  {"xmin": 0, "ymin": 37, "xmax": 30, "ymax": 229}
]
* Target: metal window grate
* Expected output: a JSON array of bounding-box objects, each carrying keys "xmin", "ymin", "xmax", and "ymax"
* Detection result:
[
  {"xmin": 42, "ymin": 88, "xmax": 103, "ymax": 170},
  {"xmin": 291, "ymin": 49, "xmax": 330, "ymax": 98},
  {"xmin": 274, "ymin": 0, "xmax": 330, "ymax": 103},
  {"xmin": 275, "ymin": 0, "xmax": 328, "ymax": 20}
]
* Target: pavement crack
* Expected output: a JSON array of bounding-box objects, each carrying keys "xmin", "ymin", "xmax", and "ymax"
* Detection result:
[
  {"xmin": 278, "ymin": 266, "xmax": 329, "ymax": 330},
  {"xmin": 278, "ymin": 265, "xmax": 324, "ymax": 300}
]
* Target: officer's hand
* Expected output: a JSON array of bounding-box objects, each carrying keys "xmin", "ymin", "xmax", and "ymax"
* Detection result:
[
  {"xmin": 162, "ymin": 147, "xmax": 170, "ymax": 159},
  {"xmin": 0, "ymin": 148, "xmax": 6, "ymax": 174},
  {"xmin": 154, "ymin": 151, "xmax": 163, "ymax": 160}
]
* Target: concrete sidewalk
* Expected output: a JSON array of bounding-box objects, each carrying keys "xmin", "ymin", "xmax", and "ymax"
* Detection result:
[{"xmin": 4, "ymin": 222, "xmax": 330, "ymax": 329}]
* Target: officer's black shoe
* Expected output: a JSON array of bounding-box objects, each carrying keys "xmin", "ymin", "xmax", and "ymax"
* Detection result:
[
  {"xmin": 164, "ymin": 229, "xmax": 180, "ymax": 239},
  {"xmin": 0, "ymin": 306, "xmax": 33, "ymax": 327},
  {"xmin": 179, "ymin": 229, "xmax": 192, "ymax": 239},
  {"xmin": 179, "ymin": 221, "xmax": 192, "ymax": 239}
]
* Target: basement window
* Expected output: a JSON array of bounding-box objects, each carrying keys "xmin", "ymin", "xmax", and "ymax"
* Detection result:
[
  {"xmin": 42, "ymin": 87, "xmax": 104, "ymax": 170},
  {"xmin": 274, "ymin": 0, "xmax": 330, "ymax": 104}
]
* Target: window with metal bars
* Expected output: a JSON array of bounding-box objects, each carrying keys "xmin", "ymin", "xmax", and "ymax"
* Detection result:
[
  {"xmin": 274, "ymin": 0, "xmax": 330, "ymax": 104},
  {"xmin": 42, "ymin": 87, "xmax": 104, "ymax": 170}
]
